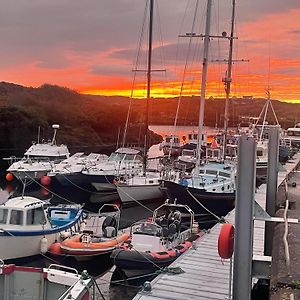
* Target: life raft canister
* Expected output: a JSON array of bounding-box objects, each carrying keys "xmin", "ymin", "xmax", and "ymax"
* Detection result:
[{"xmin": 218, "ymin": 223, "xmax": 234, "ymax": 259}]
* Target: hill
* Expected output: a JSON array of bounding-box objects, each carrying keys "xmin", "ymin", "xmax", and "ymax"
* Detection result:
[{"xmin": 0, "ymin": 81, "xmax": 299, "ymax": 160}]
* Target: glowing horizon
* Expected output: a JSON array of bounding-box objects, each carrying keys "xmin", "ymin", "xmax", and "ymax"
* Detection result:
[{"xmin": 0, "ymin": 1, "xmax": 299, "ymax": 104}]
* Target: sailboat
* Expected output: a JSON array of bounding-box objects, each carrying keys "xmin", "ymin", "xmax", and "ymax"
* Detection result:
[
  {"xmin": 163, "ymin": 0, "xmax": 237, "ymax": 217},
  {"xmin": 116, "ymin": 0, "xmax": 164, "ymax": 204}
]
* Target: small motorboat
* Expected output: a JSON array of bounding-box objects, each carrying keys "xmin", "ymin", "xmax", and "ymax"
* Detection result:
[
  {"xmin": 0, "ymin": 195, "xmax": 85, "ymax": 262},
  {"xmin": 49, "ymin": 204, "xmax": 130, "ymax": 261},
  {"xmin": 5, "ymin": 124, "xmax": 70, "ymax": 181},
  {"xmin": 0, "ymin": 261, "xmax": 92, "ymax": 300},
  {"xmin": 110, "ymin": 201, "xmax": 202, "ymax": 276}
]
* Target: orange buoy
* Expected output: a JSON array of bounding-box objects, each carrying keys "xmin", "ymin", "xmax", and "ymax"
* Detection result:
[
  {"xmin": 48, "ymin": 242, "xmax": 62, "ymax": 255},
  {"xmin": 5, "ymin": 184, "xmax": 13, "ymax": 193},
  {"xmin": 6, "ymin": 173, "xmax": 14, "ymax": 182},
  {"xmin": 218, "ymin": 223, "xmax": 234, "ymax": 259},
  {"xmin": 40, "ymin": 187, "xmax": 50, "ymax": 196},
  {"xmin": 41, "ymin": 175, "xmax": 51, "ymax": 186}
]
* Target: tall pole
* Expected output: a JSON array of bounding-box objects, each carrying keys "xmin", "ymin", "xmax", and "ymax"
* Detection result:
[
  {"xmin": 222, "ymin": 0, "xmax": 236, "ymax": 160},
  {"xmin": 264, "ymin": 126, "xmax": 280, "ymax": 255},
  {"xmin": 196, "ymin": 0, "xmax": 212, "ymax": 167},
  {"xmin": 144, "ymin": 0, "xmax": 154, "ymax": 175},
  {"xmin": 233, "ymin": 135, "xmax": 256, "ymax": 300}
]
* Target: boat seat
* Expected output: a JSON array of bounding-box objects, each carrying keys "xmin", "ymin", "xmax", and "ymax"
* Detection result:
[
  {"xmin": 168, "ymin": 223, "xmax": 177, "ymax": 236},
  {"xmin": 103, "ymin": 226, "xmax": 116, "ymax": 238},
  {"xmin": 102, "ymin": 216, "xmax": 117, "ymax": 232},
  {"xmin": 161, "ymin": 227, "xmax": 169, "ymax": 238}
]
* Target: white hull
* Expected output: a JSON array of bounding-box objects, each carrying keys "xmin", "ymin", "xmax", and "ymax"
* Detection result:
[
  {"xmin": 117, "ymin": 184, "xmax": 163, "ymax": 203},
  {"xmin": 1, "ymin": 233, "xmax": 59, "ymax": 261},
  {"xmin": 11, "ymin": 170, "xmax": 48, "ymax": 180}
]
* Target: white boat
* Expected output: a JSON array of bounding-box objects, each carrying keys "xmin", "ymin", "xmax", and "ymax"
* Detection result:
[
  {"xmin": 115, "ymin": 0, "xmax": 166, "ymax": 204},
  {"xmin": 5, "ymin": 124, "xmax": 70, "ymax": 181},
  {"xmin": 159, "ymin": 135, "xmax": 182, "ymax": 157},
  {"xmin": 0, "ymin": 262, "xmax": 92, "ymax": 300},
  {"xmin": 82, "ymin": 147, "xmax": 143, "ymax": 192},
  {"xmin": 48, "ymin": 152, "xmax": 108, "ymax": 187},
  {"xmin": 117, "ymin": 171, "xmax": 164, "ymax": 204},
  {"xmin": 256, "ymin": 140, "xmax": 268, "ymax": 182},
  {"xmin": 0, "ymin": 196, "xmax": 84, "ymax": 261},
  {"xmin": 283, "ymin": 123, "xmax": 300, "ymax": 148}
]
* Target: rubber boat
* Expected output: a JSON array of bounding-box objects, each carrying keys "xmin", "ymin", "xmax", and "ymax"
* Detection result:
[
  {"xmin": 49, "ymin": 204, "xmax": 129, "ymax": 261},
  {"xmin": 111, "ymin": 201, "xmax": 202, "ymax": 275}
]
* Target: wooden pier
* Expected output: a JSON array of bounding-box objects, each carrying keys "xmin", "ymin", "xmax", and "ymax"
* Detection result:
[{"xmin": 133, "ymin": 153, "xmax": 300, "ymax": 300}]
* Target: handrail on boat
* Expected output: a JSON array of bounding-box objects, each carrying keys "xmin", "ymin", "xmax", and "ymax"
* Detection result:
[{"xmin": 47, "ymin": 264, "xmax": 78, "ymax": 275}]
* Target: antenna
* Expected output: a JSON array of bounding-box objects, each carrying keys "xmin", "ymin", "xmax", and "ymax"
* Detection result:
[{"xmin": 51, "ymin": 124, "xmax": 60, "ymax": 145}]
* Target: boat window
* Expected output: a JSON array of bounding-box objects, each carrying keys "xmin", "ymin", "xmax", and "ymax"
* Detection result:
[
  {"xmin": 257, "ymin": 150, "xmax": 263, "ymax": 157},
  {"xmin": 219, "ymin": 171, "xmax": 231, "ymax": 178},
  {"xmin": 124, "ymin": 154, "xmax": 135, "ymax": 161},
  {"xmin": 9, "ymin": 210, "xmax": 23, "ymax": 225},
  {"xmin": 206, "ymin": 170, "xmax": 218, "ymax": 175},
  {"xmin": 0, "ymin": 208, "xmax": 8, "ymax": 224},
  {"xmin": 199, "ymin": 169, "xmax": 205, "ymax": 174},
  {"xmin": 109, "ymin": 152, "xmax": 125, "ymax": 162},
  {"xmin": 26, "ymin": 207, "xmax": 46, "ymax": 225}
]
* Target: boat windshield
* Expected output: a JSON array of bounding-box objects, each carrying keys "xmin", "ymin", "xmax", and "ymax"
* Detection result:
[
  {"xmin": 124, "ymin": 154, "xmax": 136, "ymax": 161},
  {"xmin": 219, "ymin": 171, "xmax": 231, "ymax": 178},
  {"xmin": 133, "ymin": 222, "xmax": 160, "ymax": 236},
  {"xmin": 108, "ymin": 152, "xmax": 125, "ymax": 162}
]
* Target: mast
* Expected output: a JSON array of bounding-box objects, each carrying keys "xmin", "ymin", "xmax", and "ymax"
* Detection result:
[
  {"xmin": 143, "ymin": 0, "xmax": 154, "ymax": 175},
  {"xmin": 222, "ymin": 0, "xmax": 236, "ymax": 160},
  {"xmin": 196, "ymin": 0, "xmax": 213, "ymax": 167}
]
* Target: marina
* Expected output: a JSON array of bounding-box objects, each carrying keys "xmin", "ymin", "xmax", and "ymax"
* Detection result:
[{"xmin": 0, "ymin": 0, "xmax": 299, "ymax": 299}]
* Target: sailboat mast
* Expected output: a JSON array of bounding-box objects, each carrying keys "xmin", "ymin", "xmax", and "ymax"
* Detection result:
[
  {"xmin": 222, "ymin": 0, "xmax": 236, "ymax": 160},
  {"xmin": 196, "ymin": 0, "xmax": 212, "ymax": 167},
  {"xmin": 144, "ymin": 0, "xmax": 154, "ymax": 174}
]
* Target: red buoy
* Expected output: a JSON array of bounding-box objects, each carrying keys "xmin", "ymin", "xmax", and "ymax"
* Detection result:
[
  {"xmin": 41, "ymin": 175, "xmax": 51, "ymax": 186},
  {"xmin": 5, "ymin": 184, "xmax": 13, "ymax": 193},
  {"xmin": 218, "ymin": 223, "xmax": 234, "ymax": 259},
  {"xmin": 48, "ymin": 242, "xmax": 62, "ymax": 255},
  {"xmin": 6, "ymin": 173, "xmax": 14, "ymax": 182},
  {"xmin": 40, "ymin": 187, "xmax": 50, "ymax": 196}
]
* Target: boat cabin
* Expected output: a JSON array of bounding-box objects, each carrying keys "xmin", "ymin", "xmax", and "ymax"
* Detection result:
[
  {"xmin": 108, "ymin": 148, "xmax": 143, "ymax": 164},
  {"xmin": 0, "ymin": 197, "xmax": 79, "ymax": 230}
]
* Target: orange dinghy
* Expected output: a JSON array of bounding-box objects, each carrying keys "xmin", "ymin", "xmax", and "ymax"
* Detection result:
[
  {"xmin": 49, "ymin": 204, "xmax": 129, "ymax": 261},
  {"xmin": 60, "ymin": 231, "xmax": 129, "ymax": 256}
]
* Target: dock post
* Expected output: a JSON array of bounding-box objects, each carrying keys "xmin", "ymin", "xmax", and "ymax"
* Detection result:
[
  {"xmin": 264, "ymin": 126, "xmax": 280, "ymax": 255},
  {"xmin": 233, "ymin": 135, "xmax": 256, "ymax": 300}
]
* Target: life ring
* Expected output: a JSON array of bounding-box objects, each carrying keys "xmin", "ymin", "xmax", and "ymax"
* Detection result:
[{"xmin": 218, "ymin": 223, "xmax": 234, "ymax": 259}]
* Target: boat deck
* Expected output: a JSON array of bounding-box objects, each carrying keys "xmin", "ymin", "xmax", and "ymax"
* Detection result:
[{"xmin": 133, "ymin": 153, "xmax": 300, "ymax": 300}]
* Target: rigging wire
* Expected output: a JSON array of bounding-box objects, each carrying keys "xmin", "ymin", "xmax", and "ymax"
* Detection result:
[{"xmin": 122, "ymin": 1, "xmax": 149, "ymax": 147}]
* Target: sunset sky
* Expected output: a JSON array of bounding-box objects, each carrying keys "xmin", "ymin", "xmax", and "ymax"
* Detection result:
[{"xmin": 0, "ymin": 0, "xmax": 299, "ymax": 102}]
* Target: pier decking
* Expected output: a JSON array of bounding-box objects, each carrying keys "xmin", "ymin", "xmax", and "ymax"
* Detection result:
[{"xmin": 134, "ymin": 153, "xmax": 300, "ymax": 300}]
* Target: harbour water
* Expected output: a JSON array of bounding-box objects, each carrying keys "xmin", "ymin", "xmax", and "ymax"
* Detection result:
[{"xmin": 0, "ymin": 125, "xmax": 222, "ymax": 299}]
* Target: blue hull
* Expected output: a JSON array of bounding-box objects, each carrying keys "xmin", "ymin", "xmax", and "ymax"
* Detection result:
[{"xmin": 163, "ymin": 180, "xmax": 235, "ymax": 217}]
